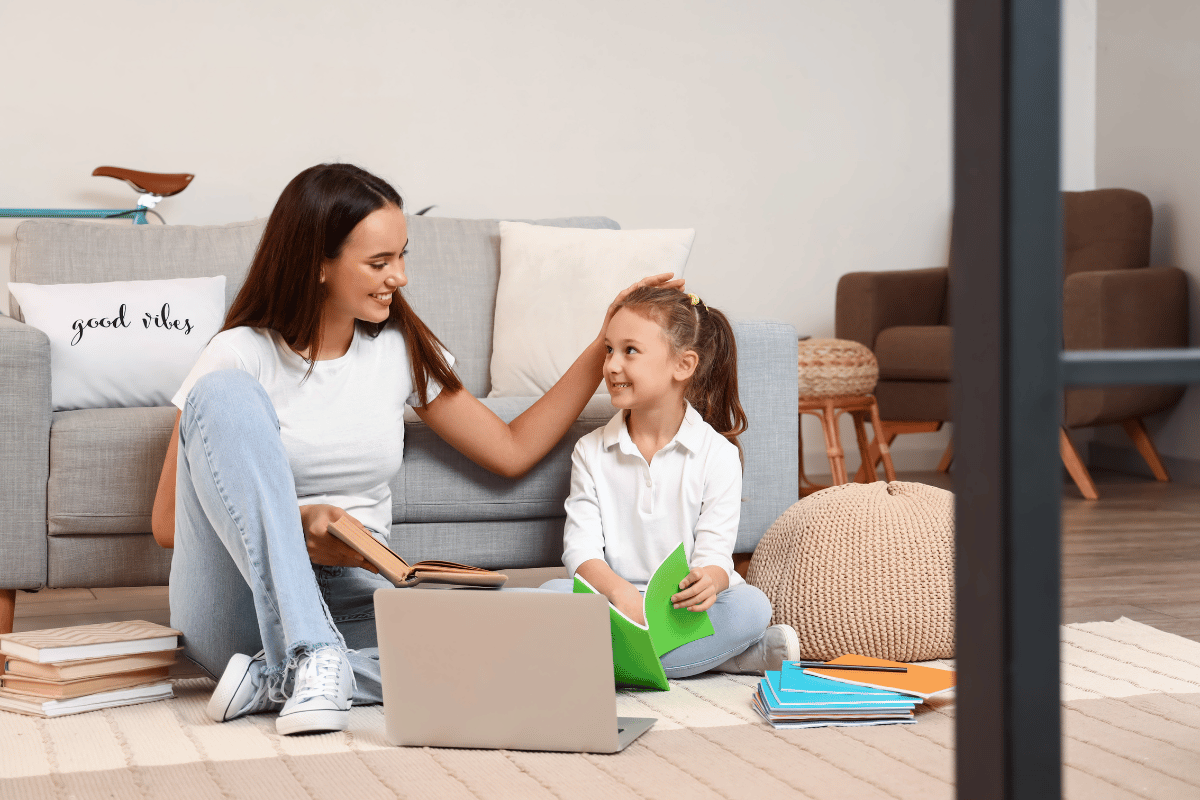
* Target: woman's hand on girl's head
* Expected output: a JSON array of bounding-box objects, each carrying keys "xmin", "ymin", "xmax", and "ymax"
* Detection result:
[
  {"xmin": 672, "ymin": 567, "xmax": 721, "ymax": 613},
  {"xmin": 599, "ymin": 273, "xmax": 686, "ymax": 337},
  {"xmin": 299, "ymin": 504, "xmax": 379, "ymax": 572}
]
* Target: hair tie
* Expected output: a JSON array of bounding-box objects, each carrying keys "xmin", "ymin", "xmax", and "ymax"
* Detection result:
[{"xmin": 688, "ymin": 293, "xmax": 708, "ymax": 312}]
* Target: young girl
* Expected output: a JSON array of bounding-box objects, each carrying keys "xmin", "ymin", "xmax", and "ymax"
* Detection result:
[
  {"xmin": 150, "ymin": 163, "xmax": 681, "ymax": 736},
  {"xmin": 543, "ymin": 287, "xmax": 800, "ymax": 677}
]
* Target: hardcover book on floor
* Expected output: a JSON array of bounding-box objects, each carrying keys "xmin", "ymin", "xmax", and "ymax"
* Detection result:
[
  {"xmin": 0, "ymin": 620, "xmax": 180, "ymax": 664},
  {"xmin": 0, "ymin": 682, "xmax": 174, "ymax": 718}
]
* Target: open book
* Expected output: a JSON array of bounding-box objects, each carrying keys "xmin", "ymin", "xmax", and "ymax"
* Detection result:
[
  {"xmin": 327, "ymin": 516, "xmax": 507, "ymax": 588},
  {"xmin": 573, "ymin": 543, "xmax": 714, "ymax": 691}
]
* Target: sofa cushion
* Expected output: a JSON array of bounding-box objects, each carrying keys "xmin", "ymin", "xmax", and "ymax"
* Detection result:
[
  {"xmin": 48, "ymin": 533, "xmax": 171, "ymax": 588},
  {"xmin": 394, "ymin": 395, "xmax": 616, "ymax": 524},
  {"xmin": 874, "ymin": 325, "xmax": 952, "ymax": 381},
  {"xmin": 10, "ymin": 219, "xmax": 265, "ymax": 317},
  {"xmin": 874, "ymin": 380, "xmax": 952, "ymax": 423},
  {"xmin": 402, "ymin": 216, "xmax": 620, "ymax": 397},
  {"xmin": 45, "ymin": 397, "xmax": 617, "ymax": 537},
  {"xmin": 47, "ymin": 407, "xmax": 177, "ymax": 535}
]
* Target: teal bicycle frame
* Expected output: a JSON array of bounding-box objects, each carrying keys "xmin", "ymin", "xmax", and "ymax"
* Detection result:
[{"xmin": 0, "ymin": 206, "xmax": 151, "ymax": 224}]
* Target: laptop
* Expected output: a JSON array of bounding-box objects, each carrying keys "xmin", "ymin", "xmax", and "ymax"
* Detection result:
[{"xmin": 373, "ymin": 588, "xmax": 656, "ymax": 753}]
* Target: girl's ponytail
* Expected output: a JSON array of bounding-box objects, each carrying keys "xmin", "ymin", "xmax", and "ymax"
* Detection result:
[{"xmin": 687, "ymin": 302, "xmax": 747, "ymax": 462}]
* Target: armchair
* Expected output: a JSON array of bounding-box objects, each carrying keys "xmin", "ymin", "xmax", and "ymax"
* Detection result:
[{"xmin": 835, "ymin": 188, "xmax": 1188, "ymax": 498}]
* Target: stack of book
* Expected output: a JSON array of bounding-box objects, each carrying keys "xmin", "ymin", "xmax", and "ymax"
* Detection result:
[
  {"xmin": 0, "ymin": 620, "xmax": 180, "ymax": 718},
  {"xmin": 753, "ymin": 654, "xmax": 957, "ymax": 729}
]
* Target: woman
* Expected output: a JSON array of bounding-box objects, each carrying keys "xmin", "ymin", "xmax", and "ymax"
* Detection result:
[{"xmin": 151, "ymin": 163, "xmax": 680, "ymax": 736}]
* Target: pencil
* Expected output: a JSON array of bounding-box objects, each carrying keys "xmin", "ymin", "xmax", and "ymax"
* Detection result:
[{"xmin": 790, "ymin": 661, "xmax": 909, "ymax": 673}]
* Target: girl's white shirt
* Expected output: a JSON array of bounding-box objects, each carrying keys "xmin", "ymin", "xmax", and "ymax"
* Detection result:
[
  {"xmin": 171, "ymin": 324, "xmax": 451, "ymax": 541},
  {"xmin": 562, "ymin": 402, "xmax": 744, "ymax": 588}
]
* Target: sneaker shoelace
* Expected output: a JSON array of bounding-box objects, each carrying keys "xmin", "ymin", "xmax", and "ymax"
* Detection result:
[
  {"xmin": 245, "ymin": 676, "xmax": 277, "ymax": 712},
  {"xmin": 292, "ymin": 648, "xmax": 346, "ymax": 703}
]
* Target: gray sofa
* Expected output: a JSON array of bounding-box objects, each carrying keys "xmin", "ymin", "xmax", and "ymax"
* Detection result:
[{"xmin": 1, "ymin": 215, "xmax": 799, "ymax": 633}]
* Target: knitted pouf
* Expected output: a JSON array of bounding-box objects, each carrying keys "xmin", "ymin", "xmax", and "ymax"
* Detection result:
[
  {"xmin": 797, "ymin": 338, "xmax": 879, "ymax": 399},
  {"xmin": 747, "ymin": 481, "xmax": 955, "ymax": 661}
]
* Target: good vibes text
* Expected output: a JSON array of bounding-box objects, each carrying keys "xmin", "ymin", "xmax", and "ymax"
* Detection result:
[{"xmin": 71, "ymin": 303, "xmax": 194, "ymax": 346}]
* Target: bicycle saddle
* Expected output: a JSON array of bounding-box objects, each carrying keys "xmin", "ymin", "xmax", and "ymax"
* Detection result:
[{"xmin": 92, "ymin": 167, "xmax": 194, "ymax": 197}]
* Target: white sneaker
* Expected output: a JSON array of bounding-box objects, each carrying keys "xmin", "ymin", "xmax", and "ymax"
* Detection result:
[
  {"xmin": 711, "ymin": 624, "xmax": 802, "ymax": 675},
  {"xmin": 207, "ymin": 651, "xmax": 282, "ymax": 722},
  {"xmin": 276, "ymin": 647, "xmax": 353, "ymax": 736}
]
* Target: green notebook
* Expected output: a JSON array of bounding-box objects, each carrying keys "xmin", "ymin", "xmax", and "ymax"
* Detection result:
[{"xmin": 573, "ymin": 543, "xmax": 716, "ymax": 690}]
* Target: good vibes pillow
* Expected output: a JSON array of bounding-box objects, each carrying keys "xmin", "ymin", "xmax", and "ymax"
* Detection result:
[{"xmin": 8, "ymin": 276, "xmax": 226, "ymax": 411}]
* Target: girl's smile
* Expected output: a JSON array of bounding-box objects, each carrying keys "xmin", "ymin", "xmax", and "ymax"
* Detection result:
[{"xmin": 604, "ymin": 309, "xmax": 679, "ymax": 409}]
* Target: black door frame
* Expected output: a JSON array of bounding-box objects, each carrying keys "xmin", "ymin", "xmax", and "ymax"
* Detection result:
[{"xmin": 952, "ymin": 3, "xmax": 1200, "ymax": 798}]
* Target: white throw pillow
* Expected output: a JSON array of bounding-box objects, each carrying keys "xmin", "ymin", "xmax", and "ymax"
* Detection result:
[
  {"xmin": 489, "ymin": 222, "xmax": 695, "ymax": 397},
  {"xmin": 8, "ymin": 276, "xmax": 227, "ymax": 411}
]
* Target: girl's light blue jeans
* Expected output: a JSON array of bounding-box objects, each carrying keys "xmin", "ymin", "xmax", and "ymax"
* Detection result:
[
  {"xmin": 538, "ymin": 578, "xmax": 773, "ymax": 678},
  {"xmin": 169, "ymin": 369, "xmax": 389, "ymax": 703}
]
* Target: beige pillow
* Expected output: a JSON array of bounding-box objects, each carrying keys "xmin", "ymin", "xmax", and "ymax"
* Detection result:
[{"xmin": 489, "ymin": 221, "xmax": 694, "ymax": 397}]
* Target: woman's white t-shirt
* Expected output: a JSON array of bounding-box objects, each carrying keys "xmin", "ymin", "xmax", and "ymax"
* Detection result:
[{"xmin": 171, "ymin": 324, "xmax": 451, "ymax": 540}]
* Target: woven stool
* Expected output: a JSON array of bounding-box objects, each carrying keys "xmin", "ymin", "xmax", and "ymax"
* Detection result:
[
  {"xmin": 797, "ymin": 338, "xmax": 895, "ymax": 495},
  {"xmin": 747, "ymin": 481, "xmax": 955, "ymax": 661}
]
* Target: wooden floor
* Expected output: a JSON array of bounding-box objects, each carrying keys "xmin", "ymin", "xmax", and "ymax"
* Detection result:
[{"xmin": 12, "ymin": 468, "xmax": 1200, "ymax": 648}]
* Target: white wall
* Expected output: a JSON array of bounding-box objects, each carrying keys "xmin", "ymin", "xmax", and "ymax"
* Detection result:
[
  {"xmin": 1095, "ymin": 0, "xmax": 1200, "ymax": 462},
  {"xmin": 0, "ymin": 1, "xmax": 1096, "ymax": 472},
  {"xmin": 1063, "ymin": 0, "xmax": 1098, "ymax": 192}
]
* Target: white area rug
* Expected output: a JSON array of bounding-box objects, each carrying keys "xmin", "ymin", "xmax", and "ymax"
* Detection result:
[{"xmin": 2, "ymin": 618, "xmax": 1198, "ymax": 800}]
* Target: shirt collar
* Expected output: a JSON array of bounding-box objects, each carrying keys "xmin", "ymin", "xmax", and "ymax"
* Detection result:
[{"xmin": 601, "ymin": 402, "xmax": 707, "ymax": 456}]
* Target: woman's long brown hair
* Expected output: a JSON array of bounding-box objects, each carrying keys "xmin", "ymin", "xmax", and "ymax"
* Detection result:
[
  {"xmin": 612, "ymin": 286, "xmax": 748, "ymax": 462},
  {"xmin": 222, "ymin": 163, "xmax": 461, "ymax": 405}
]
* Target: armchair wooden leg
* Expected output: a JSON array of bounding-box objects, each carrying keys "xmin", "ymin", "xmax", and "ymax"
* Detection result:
[
  {"xmin": 1121, "ymin": 418, "xmax": 1171, "ymax": 482},
  {"xmin": 1060, "ymin": 428, "xmax": 1099, "ymax": 500},
  {"xmin": 937, "ymin": 439, "xmax": 954, "ymax": 473},
  {"xmin": 1, "ymin": 590, "xmax": 15, "ymax": 636}
]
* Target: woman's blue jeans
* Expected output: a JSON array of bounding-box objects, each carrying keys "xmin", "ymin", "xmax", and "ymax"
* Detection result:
[
  {"xmin": 169, "ymin": 369, "xmax": 389, "ymax": 703},
  {"xmin": 539, "ymin": 578, "xmax": 773, "ymax": 678}
]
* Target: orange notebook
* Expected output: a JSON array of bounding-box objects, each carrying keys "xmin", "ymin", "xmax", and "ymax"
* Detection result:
[{"xmin": 802, "ymin": 655, "xmax": 956, "ymax": 699}]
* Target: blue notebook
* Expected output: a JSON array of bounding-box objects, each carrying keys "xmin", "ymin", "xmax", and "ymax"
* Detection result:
[{"xmin": 761, "ymin": 671, "xmax": 919, "ymax": 710}]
